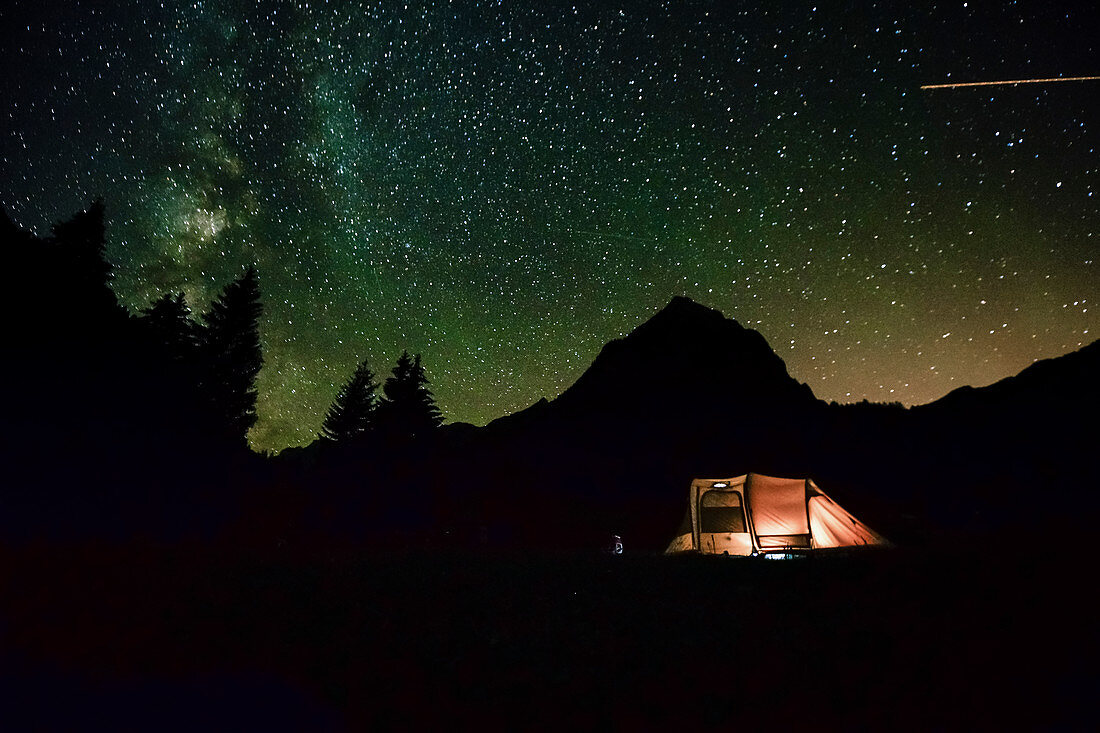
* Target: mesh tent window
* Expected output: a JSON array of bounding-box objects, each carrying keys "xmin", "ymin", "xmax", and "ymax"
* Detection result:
[{"xmin": 699, "ymin": 490, "xmax": 747, "ymax": 533}]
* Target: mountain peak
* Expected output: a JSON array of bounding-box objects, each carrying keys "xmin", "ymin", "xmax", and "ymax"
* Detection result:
[
  {"xmin": 550, "ymin": 297, "xmax": 815, "ymax": 416},
  {"xmin": 662, "ymin": 295, "xmax": 715, "ymax": 315},
  {"xmin": 631, "ymin": 296, "xmax": 744, "ymax": 344}
]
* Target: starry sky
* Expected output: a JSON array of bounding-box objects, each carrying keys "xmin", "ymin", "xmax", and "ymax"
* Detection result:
[{"xmin": 2, "ymin": 1, "xmax": 1096, "ymax": 451}]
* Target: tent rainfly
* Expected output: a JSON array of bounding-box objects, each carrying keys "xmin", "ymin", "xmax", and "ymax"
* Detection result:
[{"xmin": 665, "ymin": 473, "xmax": 887, "ymax": 555}]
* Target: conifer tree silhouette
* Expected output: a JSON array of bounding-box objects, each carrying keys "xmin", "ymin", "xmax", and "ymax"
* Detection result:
[
  {"xmin": 321, "ymin": 358, "xmax": 380, "ymax": 442},
  {"xmin": 141, "ymin": 292, "xmax": 199, "ymax": 364},
  {"xmin": 1, "ymin": 207, "xmax": 34, "ymax": 254},
  {"xmin": 2, "ymin": 208, "xmax": 41, "ymax": 337},
  {"xmin": 0, "ymin": 206, "xmax": 19, "ymax": 241},
  {"xmin": 375, "ymin": 350, "xmax": 443, "ymax": 441},
  {"xmin": 198, "ymin": 266, "xmax": 263, "ymax": 446},
  {"xmin": 49, "ymin": 198, "xmax": 119, "ymax": 319},
  {"xmin": 135, "ymin": 290, "xmax": 209, "ymax": 443}
]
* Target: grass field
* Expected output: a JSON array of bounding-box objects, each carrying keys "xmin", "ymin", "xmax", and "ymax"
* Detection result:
[{"xmin": 3, "ymin": 546, "xmax": 1094, "ymax": 731}]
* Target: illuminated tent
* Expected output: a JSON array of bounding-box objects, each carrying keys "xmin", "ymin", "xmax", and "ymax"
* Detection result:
[{"xmin": 665, "ymin": 473, "xmax": 887, "ymax": 555}]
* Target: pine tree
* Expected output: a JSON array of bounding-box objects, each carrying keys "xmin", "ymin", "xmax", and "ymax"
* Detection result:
[
  {"xmin": 1, "ymin": 206, "xmax": 34, "ymax": 253},
  {"xmin": 49, "ymin": 198, "xmax": 119, "ymax": 317},
  {"xmin": 2, "ymin": 207, "xmax": 41, "ymax": 332},
  {"xmin": 198, "ymin": 266, "xmax": 263, "ymax": 445},
  {"xmin": 135, "ymin": 290, "xmax": 208, "ymax": 442},
  {"xmin": 321, "ymin": 358, "xmax": 380, "ymax": 442},
  {"xmin": 141, "ymin": 292, "xmax": 199, "ymax": 364},
  {"xmin": 375, "ymin": 350, "xmax": 443, "ymax": 441}
]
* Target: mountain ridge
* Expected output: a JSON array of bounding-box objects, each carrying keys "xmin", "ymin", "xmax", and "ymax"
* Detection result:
[
  {"xmin": 459, "ymin": 297, "xmax": 1097, "ymax": 548},
  {"xmin": 271, "ymin": 297, "xmax": 1096, "ymax": 551},
  {"xmin": 490, "ymin": 296, "xmax": 1097, "ymax": 430},
  {"xmin": 489, "ymin": 296, "xmax": 817, "ymax": 432}
]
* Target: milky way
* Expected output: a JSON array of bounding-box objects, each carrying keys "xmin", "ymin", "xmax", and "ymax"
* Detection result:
[{"xmin": 3, "ymin": 2, "xmax": 1096, "ymax": 450}]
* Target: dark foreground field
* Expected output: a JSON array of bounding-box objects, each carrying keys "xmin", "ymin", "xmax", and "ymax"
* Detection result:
[{"xmin": 2, "ymin": 546, "xmax": 1094, "ymax": 731}]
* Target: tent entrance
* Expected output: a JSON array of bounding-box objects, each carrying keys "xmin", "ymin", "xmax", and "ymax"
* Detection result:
[{"xmin": 698, "ymin": 489, "xmax": 753, "ymax": 555}]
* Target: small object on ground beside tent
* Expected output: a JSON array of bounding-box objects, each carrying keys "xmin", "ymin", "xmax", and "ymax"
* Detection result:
[{"xmin": 607, "ymin": 534, "xmax": 623, "ymax": 555}]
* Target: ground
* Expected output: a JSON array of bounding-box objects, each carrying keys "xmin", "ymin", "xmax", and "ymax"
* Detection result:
[{"xmin": 2, "ymin": 546, "xmax": 1093, "ymax": 731}]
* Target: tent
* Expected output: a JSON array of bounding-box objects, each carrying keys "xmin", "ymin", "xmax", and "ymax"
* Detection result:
[{"xmin": 665, "ymin": 473, "xmax": 887, "ymax": 555}]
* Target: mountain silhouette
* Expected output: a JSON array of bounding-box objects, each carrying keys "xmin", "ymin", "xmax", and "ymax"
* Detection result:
[
  {"xmin": 10, "ymin": 203, "xmax": 1092, "ymax": 553},
  {"xmin": 897, "ymin": 338, "xmax": 1100, "ymax": 535},
  {"xmin": 539, "ymin": 296, "xmax": 816, "ymax": 420},
  {"xmin": 919, "ymin": 338, "xmax": 1099, "ymax": 414},
  {"xmin": 179, "ymin": 295, "xmax": 1100, "ymax": 551},
  {"xmin": 445, "ymin": 298, "xmax": 829, "ymax": 549},
  {"xmin": 437, "ymin": 297, "xmax": 1098, "ymax": 550}
]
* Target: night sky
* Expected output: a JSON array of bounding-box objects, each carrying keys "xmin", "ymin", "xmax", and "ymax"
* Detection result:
[{"xmin": 3, "ymin": 1, "xmax": 1096, "ymax": 451}]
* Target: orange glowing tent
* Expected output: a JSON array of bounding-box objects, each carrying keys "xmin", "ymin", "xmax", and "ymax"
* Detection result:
[{"xmin": 665, "ymin": 473, "xmax": 887, "ymax": 555}]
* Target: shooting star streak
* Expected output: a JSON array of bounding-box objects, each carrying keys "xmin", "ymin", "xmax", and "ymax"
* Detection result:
[{"xmin": 921, "ymin": 75, "xmax": 1100, "ymax": 90}]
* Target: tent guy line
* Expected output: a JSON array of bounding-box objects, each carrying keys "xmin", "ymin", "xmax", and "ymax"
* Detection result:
[{"xmin": 920, "ymin": 75, "xmax": 1100, "ymax": 90}]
